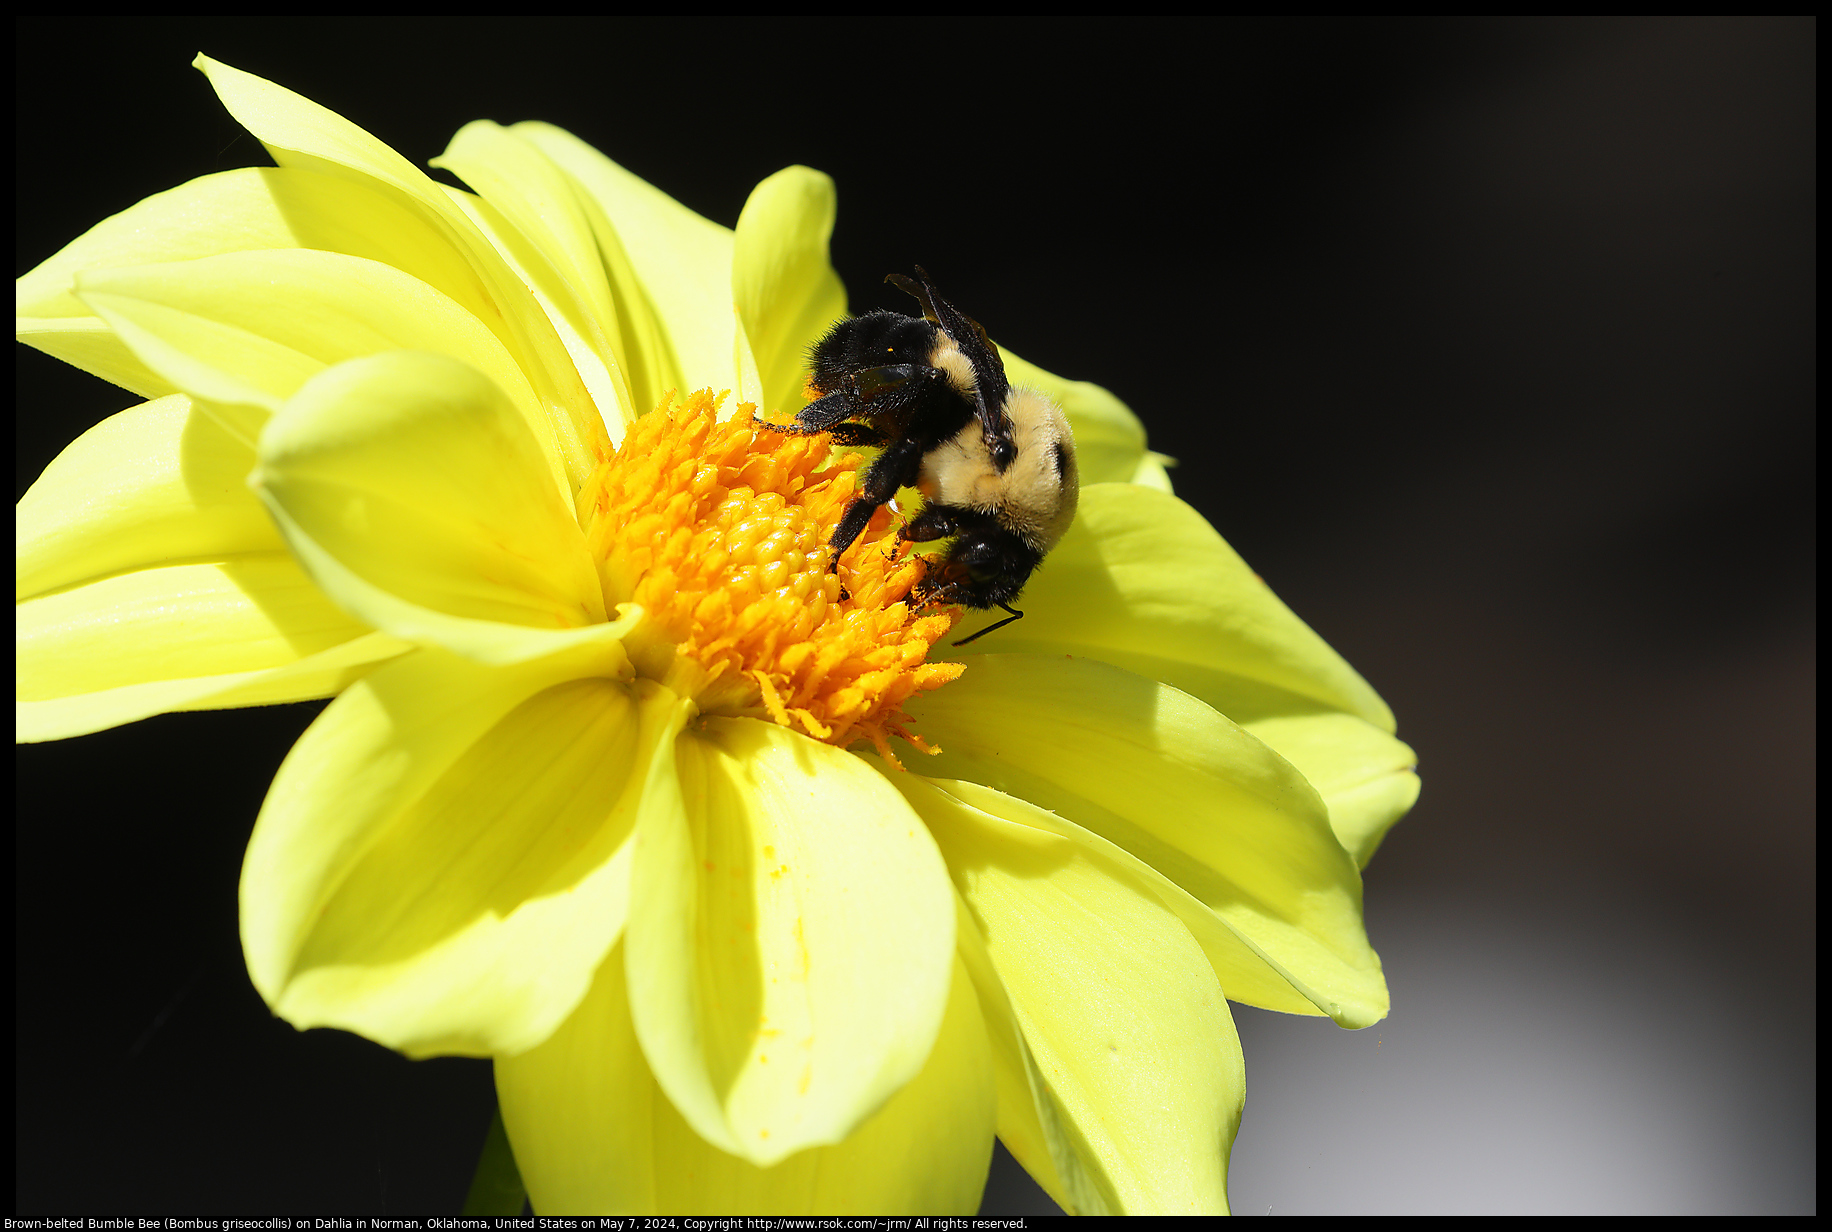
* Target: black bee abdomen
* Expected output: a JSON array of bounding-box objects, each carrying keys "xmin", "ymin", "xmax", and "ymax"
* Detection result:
[{"xmin": 809, "ymin": 310, "xmax": 939, "ymax": 393}]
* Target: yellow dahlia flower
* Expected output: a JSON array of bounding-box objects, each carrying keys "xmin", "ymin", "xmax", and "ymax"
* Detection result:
[{"xmin": 15, "ymin": 57, "xmax": 1418, "ymax": 1215}]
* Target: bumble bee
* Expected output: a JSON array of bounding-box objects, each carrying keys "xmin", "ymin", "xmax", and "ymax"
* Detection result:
[{"xmin": 756, "ymin": 268, "xmax": 1078, "ymax": 645}]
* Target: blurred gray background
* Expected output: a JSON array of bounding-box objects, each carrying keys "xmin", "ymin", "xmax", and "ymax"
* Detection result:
[{"xmin": 17, "ymin": 17, "xmax": 1813, "ymax": 1215}]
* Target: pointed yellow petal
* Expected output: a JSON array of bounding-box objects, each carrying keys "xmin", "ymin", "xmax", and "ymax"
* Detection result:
[
  {"xmin": 1130, "ymin": 449, "xmax": 1177, "ymax": 491},
  {"xmin": 192, "ymin": 56, "xmax": 610, "ymax": 494},
  {"xmin": 951, "ymin": 886, "xmax": 1118, "ymax": 1216},
  {"xmin": 194, "ymin": 55, "xmax": 436, "ymax": 198},
  {"xmin": 897, "ymin": 765, "xmax": 1319, "ymax": 1016},
  {"xmin": 625, "ymin": 716, "xmax": 955, "ymax": 1165},
  {"xmin": 732, "ymin": 166, "xmax": 846, "ymax": 419},
  {"xmin": 242, "ymin": 657, "xmax": 678, "ymax": 1056},
  {"xmin": 17, "ymin": 165, "xmax": 520, "ymax": 406},
  {"xmin": 906, "ymin": 654, "xmax": 1388, "ymax": 1027},
  {"xmin": 511, "ymin": 122, "xmax": 737, "ymax": 398},
  {"xmin": 252, "ymin": 351, "xmax": 617, "ymax": 665},
  {"xmin": 14, "ymin": 315, "xmax": 173, "ymax": 403},
  {"xmin": 944, "ymin": 481, "xmax": 1416, "ymax": 863},
  {"xmin": 17, "ymin": 557, "xmax": 398, "ymax": 740},
  {"xmin": 895, "ymin": 773, "xmax": 1240, "ymax": 1213},
  {"xmin": 17, "ymin": 166, "xmax": 315, "ymax": 401},
  {"xmin": 75, "ymin": 249, "xmax": 553, "ymax": 461},
  {"xmin": 431, "ymin": 121, "xmax": 640, "ymax": 435},
  {"xmin": 1238, "ymin": 711, "xmax": 1420, "ymax": 868},
  {"xmin": 951, "ymin": 482, "xmax": 1396, "ymax": 731},
  {"xmin": 74, "ymin": 267, "xmax": 313, "ymax": 416},
  {"xmin": 15, "ymin": 166, "xmax": 473, "ymax": 320},
  {"xmin": 499, "ymin": 940, "xmax": 993, "ymax": 1215},
  {"xmin": 15, "ymin": 394, "xmax": 407, "ymax": 740},
  {"xmin": 18, "ymin": 395, "xmax": 273, "ymax": 601}
]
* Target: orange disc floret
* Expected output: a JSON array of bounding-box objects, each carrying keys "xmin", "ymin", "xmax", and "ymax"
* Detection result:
[{"xmin": 580, "ymin": 391, "xmax": 963, "ymax": 766}]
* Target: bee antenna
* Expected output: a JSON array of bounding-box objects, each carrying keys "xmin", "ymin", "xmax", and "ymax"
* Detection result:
[{"xmin": 951, "ymin": 603, "xmax": 1024, "ymax": 647}]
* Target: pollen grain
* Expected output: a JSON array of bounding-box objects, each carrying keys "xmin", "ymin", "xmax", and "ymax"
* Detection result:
[{"xmin": 580, "ymin": 391, "xmax": 962, "ymax": 765}]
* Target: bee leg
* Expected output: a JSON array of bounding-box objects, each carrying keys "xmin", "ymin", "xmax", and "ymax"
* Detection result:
[
  {"xmin": 827, "ymin": 502, "xmax": 882, "ymax": 574},
  {"xmin": 754, "ymin": 391, "xmax": 852, "ymax": 435},
  {"xmin": 827, "ymin": 436, "xmax": 924, "ymax": 571},
  {"xmin": 825, "ymin": 423, "xmax": 890, "ymax": 448},
  {"xmin": 900, "ymin": 505, "xmax": 962, "ymax": 544},
  {"xmin": 753, "ymin": 407, "xmax": 887, "ymax": 448}
]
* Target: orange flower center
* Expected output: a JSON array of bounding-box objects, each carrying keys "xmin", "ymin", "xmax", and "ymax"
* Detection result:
[{"xmin": 579, "ymin": 390, "xmax": 962, "ymax": 765}]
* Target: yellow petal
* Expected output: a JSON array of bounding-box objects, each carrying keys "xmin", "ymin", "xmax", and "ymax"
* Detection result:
[
  {"xmin": 252, "ymin": 351, "xmax": 614, "ymax": 665},
  {"xmin": 906, "ymin": 654, "xmax": 1388, "ymax": 1027},
  {"xmin": 74, "ymin": 264, "xmax": 315, "ymax": 417},
  {"xmin": 498, "ymin": 940, "xmax": 993, "ymax": 1215},
  {"xmin": 17, "ymin": 164, "xmax": 524, "ymax": 405},
  {"xmin": 16, "ymin": 394, "xmax": 405, "ymax": 740},
  {"xmin": 17, "ymin": 558, "xmax": 403, "ymax": 741},
  {"xmin": 75, "ymin": 249, "xmax": 552, "ymax": 462},
  {"xmin": 899, "ymin": 765, "xmax": 1314, "ymax": 1015},
  {"xmin": 952, "ymin": 482, "xmax": 1396, "ymax": 732},
  {"xmin": 195, "ymin": 55, "xmax": 435, "ymax": 203},
  {"xmin": 431, "ymin": 121, "xmax": 640, "ymax": 435},
  {"xmin": 625, "ymin": 716, "xmax": 955, "ymax": 1165},
  {"xmin": 18, "ymin": 394, "xmax": 274, "ymax": 600},
  {"xmin": 1130, "ymin": 450, "xmax": 1177, "ymax": 492},
  {"xmin": 895, "ymin": 774, "xmax": 1240, "ymax": 1213},
  {"xmin": 511, "ymin": 122, "xmax": 738, "ymax": 402},
  {"xmin": 15, "ymin": 166, "xmax": 471, "ymax": 318},
  {"xmin": 1238, "ymin": 711, "xmax": 1420, "ymax": 868},
  {"xmin": 242, "ymin": 655, "xmax": 674, "ymax": 1056},
  {"xmin": 193, "ymin": 56, "xmax": 610, "ymax": 494},
  {"xmin": 17, "ymin": 167, "xmax": 311, "ymax": 401},
  {"xmin": 947, "ymin": 480, "xmax": 1417, "ymax": 864},
  {"xmin": 949, "ymin": 891, "xmax": 1108, "ymax": 1214},
  {"xmin": 14, "ymin": 315, "xmax": 173, "ymax": 404},
  {"xmin": 732, "ymin": 166, "xmax": 847, "ymax": 419}
]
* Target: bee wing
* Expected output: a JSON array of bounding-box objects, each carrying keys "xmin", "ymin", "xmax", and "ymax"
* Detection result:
[
  {"xmin": 904, "ymin": 268, "xmax": 1016, "ymax": 454},
  {"xmin": 884, "ymin": 272, "xmax": 936, "ymax": 322}
]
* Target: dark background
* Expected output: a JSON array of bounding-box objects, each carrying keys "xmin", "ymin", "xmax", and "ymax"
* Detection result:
[{"xmin": 16, "ymin": 17, "xmax": 1814, "ymax": 1215}]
